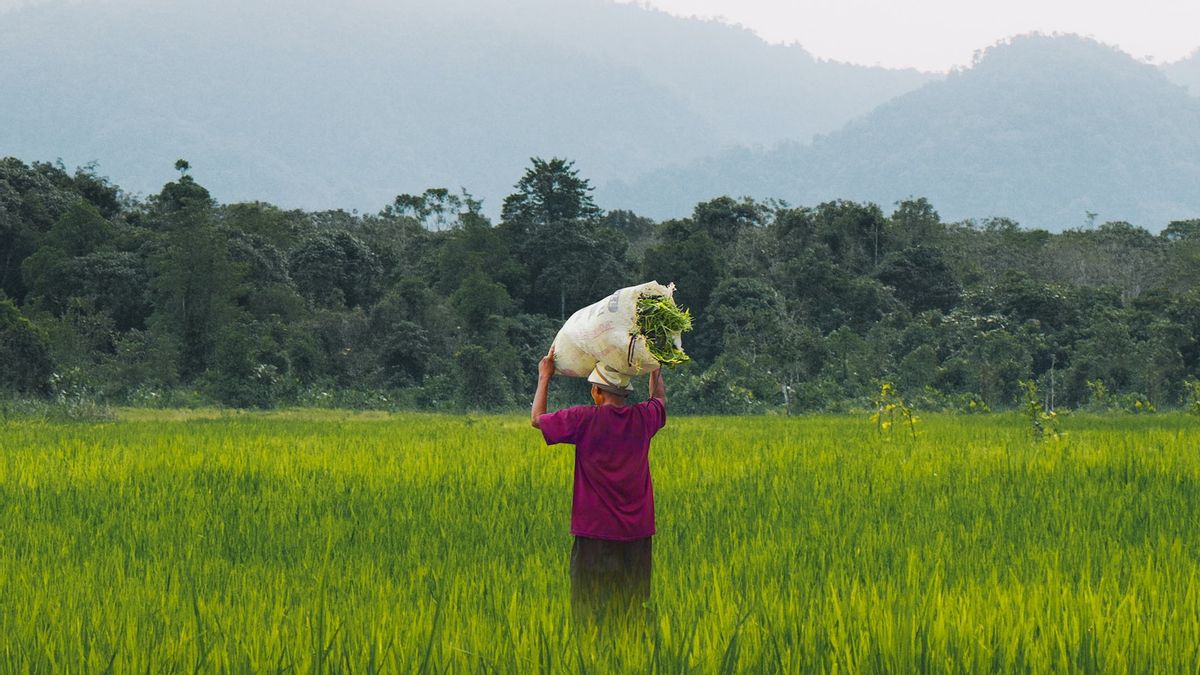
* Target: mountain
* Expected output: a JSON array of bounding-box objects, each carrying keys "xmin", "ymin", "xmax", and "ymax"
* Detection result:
[
  {"xmin": 0, "ymin": 0, "xmax": 931, "ymax": 213},
  {"xmin": 1164, "ymin": 49, "xmax": 1200, "ymax": 96},
  {"xmin": 605, "ymin": 35, "xmax": 1200, "ymax": 230}
]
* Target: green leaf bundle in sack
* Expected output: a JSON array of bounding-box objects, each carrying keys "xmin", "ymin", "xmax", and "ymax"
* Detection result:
[
  {"xmin": 552, "ymin": 281, "xmax": 694, "ymax": 381},
  {"xmin": 634, "ymin": 294, "xmax": 692, "ymax": 366}
]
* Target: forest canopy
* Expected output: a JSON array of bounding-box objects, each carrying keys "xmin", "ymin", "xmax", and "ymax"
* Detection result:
[{"xmin": 2, "ymin": 156, "xmax": 1198, "ymax": 413}]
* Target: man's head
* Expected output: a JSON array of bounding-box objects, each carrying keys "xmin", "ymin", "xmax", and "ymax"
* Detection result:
[
  {"xmin": 590, "ymin": 383, "xmax": 630, "ymax": 406},
  {"xmin": 587, "ymin": 366, "xmax": 633, "ymax": 406}
]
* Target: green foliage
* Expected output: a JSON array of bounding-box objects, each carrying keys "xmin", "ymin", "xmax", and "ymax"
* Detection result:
[
  {"xmin": 961, "ymin": 393, "xmax": 991, "ymax": 414},
  {"xmin": 1019, "ymin": 380, "xmax": 1060, "ymax": 440},
  {"xmin": 203, "ymin": 322, "xmax": 288, "ymax": 409},
  {"xmin": 450, "ymin": 272, "xmax": 511, "ymax": 339},
  {"xmin": 875, "ymin": 245, "xmax": 961, "ymax": 312},
  {"xmin": 1085, "ymin": 379, "xmax": 1113, "ymax": 411},
  {"xmin": 45, "ymin": 199, "xmax": 112, "ymax": 256},
  {"xmin": 669, "ymin": 364, "xmax": 761, "ymax": 415},
  {"xmin": 289, "ymin": 230, "xmax": 382, "ymax": 309},
  {"xmin": 501, "ymin": 157, "xmax": 601, "ymax": 226},
  {"xmin": 149, "ymin": 201, "xmax": 244, "ymax": 378},
  {"xmin": 634, "ymin": 294, "xmax": 692, "ymax": 366},
  {"xmin": 454, "ymin": 344, "xmax": 512, "ymax": 410},
  {"xmin": 870, "ymin": 382, "xmax": 918, "ymax": 438},
  {"xmin": 0, "ymin": 296, "xmax": 53, "ymax": 394},
  {"xmin": 2, "ymin": 154, "xmax": 1199, "ymax": 412},
  {"xmin": 45, "ymin": 368, "xmax": 116, "ymax": 421},
  {"xmin": 1119, "ymin": 393, "xmax": 1157, "ymax": 414},
  {"xmin": 1185, "ymin": 379, "xmax": 1200, "ymax": 416}
]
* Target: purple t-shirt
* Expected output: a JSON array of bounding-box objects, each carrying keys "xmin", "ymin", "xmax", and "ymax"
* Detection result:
[{"xmin": 539, "ymin": 398, "xmax": 666, "ymax": 541}]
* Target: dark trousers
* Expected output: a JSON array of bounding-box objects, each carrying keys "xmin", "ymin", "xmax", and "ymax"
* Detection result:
[{"xmin": 570, "ymin": 535, "xmax": 653, "ymax": 622}]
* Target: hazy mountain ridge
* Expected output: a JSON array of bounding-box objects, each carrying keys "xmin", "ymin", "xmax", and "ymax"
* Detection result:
[
  {"xmin": 500, "ymin": 0, "xmax": 934, "ymax": 147},
  {"xmin": 1163, "ymin": 49, "xmax": 1200, "ymax": 95},
  {"xmin": 0, "ymin": 0, "xmax": 930, "ymax": 212},
  {"xmin": 604, "ymin": 35, "xmax": 1200, "ymax": 230}
]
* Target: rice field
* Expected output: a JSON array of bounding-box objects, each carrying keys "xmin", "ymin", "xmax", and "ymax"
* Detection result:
[{"xmin": 0, "ymin": 410, "xmax": 1198, "ymax": 672}]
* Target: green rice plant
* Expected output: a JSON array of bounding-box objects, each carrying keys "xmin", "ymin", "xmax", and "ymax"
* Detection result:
[
  {"xmin": 0, "ymin": 409, "xmax": 1198, "ymax": 672},
  {"xmin": 635, "ymin": 294, "xmax": 692, "ymax": 366}
]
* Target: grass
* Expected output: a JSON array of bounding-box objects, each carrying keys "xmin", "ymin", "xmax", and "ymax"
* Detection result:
[{"xmin": 0, "ymin": 410, "xmax": 1198, "ymax": 672}]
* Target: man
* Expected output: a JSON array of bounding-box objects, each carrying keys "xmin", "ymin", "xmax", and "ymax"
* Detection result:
[{"xmin": 530, "ymin": 346, "xmax": 667, "ymax": 621}]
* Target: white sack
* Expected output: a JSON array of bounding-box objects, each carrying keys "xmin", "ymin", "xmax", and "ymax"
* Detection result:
[{"xmin": 552, "ymin": 281, "xmax": 682, "ymax": 378}]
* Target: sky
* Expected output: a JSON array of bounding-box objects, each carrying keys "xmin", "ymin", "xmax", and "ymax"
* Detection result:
[
  {"xmin": 2, "ymin": 0, "xmax": 1197, "ymax": 72},
  {"xmin": 617, "ymin": 0, "xmax": 1200, "ymax": 71}
]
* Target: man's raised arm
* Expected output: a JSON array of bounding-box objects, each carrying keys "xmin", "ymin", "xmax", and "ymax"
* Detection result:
[
  {"xmin": 530, "ymin": 346, "xmax": 555, "ymax": 429},
  {"xmin": 648, "ymin": 367, "xmax": 665, "ymax": 405}
]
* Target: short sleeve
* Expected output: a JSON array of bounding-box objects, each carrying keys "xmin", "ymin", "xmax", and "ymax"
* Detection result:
[
  {"xmin": 640, "ymin": 397, "xmax": 666, "ymax": 434},
  {"xmin": 539, "ymin": 406, "xmax": 590, "ymax": 446}
]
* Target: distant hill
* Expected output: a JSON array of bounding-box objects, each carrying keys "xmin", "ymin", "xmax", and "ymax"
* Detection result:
[
  {"xmin": 0, "ymin": 0, "xmax": 930, "ymax": 213},
  {"xmin": 605, "ymin": 35, "xmax": 1200, "ymax": 230},
  {"xmin": 1164, "ymin": 49, "xmax": 1200, "ymax": 96}
]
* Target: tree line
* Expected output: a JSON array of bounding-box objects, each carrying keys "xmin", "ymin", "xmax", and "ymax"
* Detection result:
[{"xmin": 2, "ymin": 156, "xmax": 1199, "ymax": 414}]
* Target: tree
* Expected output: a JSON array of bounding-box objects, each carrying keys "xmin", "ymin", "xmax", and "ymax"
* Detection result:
[
  {"xmin": 691, "ymin": 196, "xmax": 766, "ymax": 247},
  {"xmin": 1136, "ymin": 319, "xmax": 1191, "ymax": 406},
  {"xmin": 436, "ymin": 214, "xmax": 521, "ymax": 296},
  {"xmin": 289, "ymin": 231, "xmax": 382, "ymax": 309},
  {"xmin": 455, "ymin": 344, "xmax": 512, "ymax": 410},
  {"xmin": 499, "ymin": 158, "xmax": 627, "ymax": 318},
  {"xmin": 706, "ymin": 277, "xmax": 792, "ymax": 374},
  {"xmin": 0, "ymin": 296, "xmax": 53, "ymax": 394},
  {"xmin": 148, "ymin": 195, "xmax": 244, "ymax": 379},
  {"xmin": 373, "ymin": 278, "xmax": 440, "ymax": 329},
  {"xmin": 1060, "ymin": 316, "xmax": 1140, "ymax": 405},
  {"xmin": 221, "ymin": 202, "xmax": 304, "ymax": 249},
  {"xmin": 813, "ymin": 200, "xmax": 889, "ymax": 273},
  {"xmin": 0, "ymin": 158, "xmax": 80, "ymax": 301},
  {"xmin": 600, "ymin": 209, "xmax": 657, "ymax": 259},
  {"xmin": 384, "ymin": 187, "xmax": 480, "ymax": 231},
  {"xmin": 501, "ymin": 158, "xmax": 601, "ymax": 227},
  {"xmin": 822, "ymin": 326, "xmax": 873, "ymax": 397},
  {"xmin": 940, "ymin": 328, "xmax": 1031, "ymax": 407},
  {"xmin": 889, "ymin": 198, "xmax": 944, "ymax": 250},
  {"xmin": 875, "ymin": 245, "xmax": 961, "ymax": 313},
  {"xmin": 71, "ymin": 164, "xmax": 122, "ymax": 220},
  {"xmin": 1162, "ymin": 219, "xmax": 1200, "ymax": 242},
  {"xmin": 705, "ymin": 277, "xmax": 819, "ymax": 405},
  {"xmin": 205, "ymin": 320, "xmax": 286, "ymax": 408},
  {"xmin": 1163, "ymin": 220, "xmax": 1200, "ymax": 293},
  {"xmin": 773, "ymin": 253, "xmax": 899, "ymax": 333},
  {"xmin": 45, "ymin": 199, "xmax": 112, "ymax": 256},
  {"xmin": 642, "ymin": 220, "xmax": 722, "ymax": 318},
  {"xmin": 64, "ymin": 251, "xmax": 151, "ymax": 331},
  {"xmin": 157, "ymin": 174, "xmax": 214, "ymax": 214},
  {"xmin": 379, "ymin": 321, "xmax": 432, "ymax": 386},
  {"xmin": 451, "ymin": 271, "xmax": 512, "ymax": 340}
]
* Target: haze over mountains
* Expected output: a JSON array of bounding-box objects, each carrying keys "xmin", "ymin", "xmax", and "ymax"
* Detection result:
[
  {"xmin": 0, "ymin": 0, "xmax": 928, "ymax": 213},
  {"xmin": 1, "ymin": 0, "xmax": 1198, "ymax": 230},
  {"xmin": 609, "ymin": 35, "xmax": 1200, "ymax": 229},
  {"xmin": 1164, "ymin": 49, "xmax": 1200, "ymax": 95}
]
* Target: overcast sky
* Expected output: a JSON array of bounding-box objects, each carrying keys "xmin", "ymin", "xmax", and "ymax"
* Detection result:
[
  {"xmin": 2, "ymin": 0, "xmax": 1196, "ymax": 72},
  {"xmin": 618, "ymin": 0, "xmax": 1200, "ymax": 71}
]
